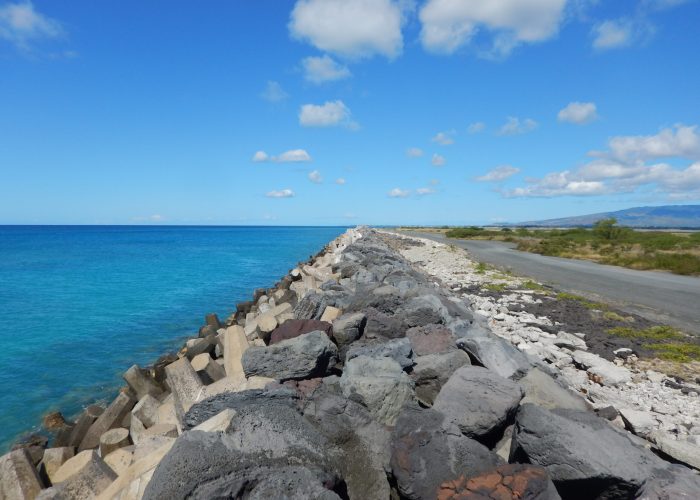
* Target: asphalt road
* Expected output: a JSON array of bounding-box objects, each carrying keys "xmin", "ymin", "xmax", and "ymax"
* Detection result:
[{"xmin": 404, "ymin": 231, "xmax": 700, "ymax": 336}]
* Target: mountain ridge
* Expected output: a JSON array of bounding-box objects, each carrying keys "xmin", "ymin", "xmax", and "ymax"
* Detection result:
[{"xmin": 518, "ymin": 205, "xmax": 700, "ymax": 228}]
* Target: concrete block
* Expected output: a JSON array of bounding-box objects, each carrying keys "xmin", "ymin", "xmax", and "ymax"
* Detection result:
[
  {"xmin": 132, "ymin": 436, "xmax": 176, "ymax": 463},
  {"xmin": 0, "ymin": 448, "xmax": 43, "ymax": 499},
  {"xmin": 142, "ymin": 424, "xmax": 177, "ymax": 439},
  {"xmin": 131, "ymin": 394, "xmax": 160, "ymax": 428},
  {"xmin": 192, "ymin": 409, "xmax": 237, "ymax": 432},
  {"xmin": 52, "ymin": 450, "xmax": 116, "ymax": 498},
  {"xmin": 223, "ymin": 326, "xmax": 249, "ymax": 382},
  {"xmin": 191, "ymin": 353, "xmax": 226, "ymax": 384},
  {"xmin": 156, "ymin": 399, "xmax": 177, "ymax": 428},
  {"xmin": 185, "ymin": 336, "xmax": 216, "ymax": 360},
  {"xmin": 39, "ymin": 447, "xmax": 74, "ymax": 484},
  {"xmin": 67, "ymin": 404, "xmax": 104, "ymax": 449},
  {"xmin": 164, "ymin": 358, "xmax": 204, "ymax": 425},
  {"xmin": 79, "ymin": 391, "xmax": 136, "ymax": 452},
  {"xmin": 103, "ymin": 448, "xmax": 132, "ymax": 477},
  {"xmin": 123, "ymin": 365, "xmax": 163, "ymax": 400},
  {"xmin": 256, "ymin": 314, "xmax": 277, "ymax": 342},
  {"xmin": 130, "ymin": 414, "xmax": 146, "ymax": 446},
  {"xmin": 205, "ymin": 313, "xmax": 221, "ymax": 329},
  {"xmin": 99, "ymin": 428, "xmax": 131, "ymax": 457}
]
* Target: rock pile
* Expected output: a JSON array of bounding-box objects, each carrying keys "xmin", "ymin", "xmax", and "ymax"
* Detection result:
[{"xmin": 2, "ymin": 228, "xmax": 699, "ymax": 499}]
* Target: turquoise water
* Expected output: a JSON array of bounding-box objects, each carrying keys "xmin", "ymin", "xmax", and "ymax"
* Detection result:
[{"xmin": 0, "ymin": 225, "xmax": 346, "ymax": 451}]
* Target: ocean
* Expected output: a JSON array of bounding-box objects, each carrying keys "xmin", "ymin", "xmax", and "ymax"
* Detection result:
[{"xmin": 0, "ymin": 225, "xmax": 346, "ymax": 451}]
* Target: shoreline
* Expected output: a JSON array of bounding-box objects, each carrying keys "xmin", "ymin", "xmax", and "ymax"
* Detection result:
[{"xmin": 1, "ymin": 227, "xmax": 699, "ymax": 499}]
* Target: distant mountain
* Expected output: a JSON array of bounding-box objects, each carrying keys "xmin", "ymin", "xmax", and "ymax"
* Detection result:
[{"xmin": 518, "ymin": 205, "xmax": 700, "ymax": 229}]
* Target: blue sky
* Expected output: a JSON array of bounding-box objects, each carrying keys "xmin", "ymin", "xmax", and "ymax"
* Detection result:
[{"xmin": 1, "ymin": 0, "xmax": 699, "ymax": 225}]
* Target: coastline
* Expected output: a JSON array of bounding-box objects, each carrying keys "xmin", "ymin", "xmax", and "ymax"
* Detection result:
[{"xmin": 1, "ymin": 227, "xmax": 699, "ymax": 499}]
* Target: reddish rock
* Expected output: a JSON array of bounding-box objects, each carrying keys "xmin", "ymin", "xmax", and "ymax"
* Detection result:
[
  {"xmin": 269, "ymin": 319, "xmax": 332, "ymax": 345},
  {"xmin": 437, "ymin": 464, "xmax": 560, "ymax": 500},
  {"xmin": 43, "ymin": 411, "xmax": 67, "ymax": 430},
  {"xmin": 406, "ymin": 324, "xmax": 456, "ymax": 355}
]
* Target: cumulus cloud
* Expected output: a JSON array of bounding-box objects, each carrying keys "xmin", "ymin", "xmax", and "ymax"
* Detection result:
[
  {"xmin": 289, "ymin": 0, "xmax": 411, "ymax": 59},
  {"xmin": 0, "ymin": 1, "xmax": 63, "ymax": 51},
  {"xmin": 260, "ymin": 81, "xmax": 289, "ymax": 102},
  {"xmin": 407, "ymin": 147, "xmax": 424, "ymax": 158},
  {"xmin": 419, "ymin": 0, "xmax": 567, "ymax": 57},
  {"xmin": 476, "ymin": 165, "xmax": 521, "ymax": 182},
  {"xmin": 432, "ymin": 130, "xmax": 455, "ymax": 145},
  {"xmin": 299, "ymin": 100, "xmax": 357, "ymax": 128},
  {"xmin": 416, "ymin": 187, "xmax": 437, "ymax": 195},
  {"xmin": 468, "ymin": 122, "xmax": 486, "ymax": 134},
  {"xmin": 266, "ymin": 189, "xmax": 295, "ymax": 198},
  {"xmin": 558, "ymin": 102, "xmax": 598, "ymax": 124},
  {"xmin": 253, "ymin": 149, "xmax": 312, "ymax": 163},
  {"xmin": 498, "ymin": 117, "xmax": 538, "ymax": 136},
  {"xmin": 505, "ymin": 125, "xmax": 700, "ymax": 199},
  {"xmin": 302, "ymin": 55, "xmax": 351, "ymax": 84},
  {"xmin": 432, "ymin": 154, "xmax": 446, "ymax": 167},
  {"xmin": 308, "ymin": 170, "xmax": 323, "ymax": 184},
  {"xmin": 388, "ymin": 187, "xmax": 411, "ymax": 198},
  {"xmin": 591, "ymin": 19, "xmax": 636, "ymax": 49},
  {"xmin": 335, "ymin": 178, "xmax": 347, "ymax": 185}
]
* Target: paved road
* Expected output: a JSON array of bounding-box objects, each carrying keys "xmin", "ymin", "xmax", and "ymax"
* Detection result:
[{"xmin": 404, "ymin": 231, "xmax": 700, "ymax": 335}]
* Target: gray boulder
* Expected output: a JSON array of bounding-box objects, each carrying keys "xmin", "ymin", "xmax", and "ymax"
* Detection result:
[
  {"xmin": 346, "ymin": 338, "xmax": 414, "ymax": 369},
  {"xmin": 390, "ymin": 404, "xmax": 504, "ymax": 500},
  {"xmin": 242, "ymin": 330, "xmax": 337, "ymax": 381},
  {"xmin": 456, "ymin": 331, "xmax": 533, "ymax": 380},
  {"xmin": 332, "ymin": 312, "xmax": 366, "ymax": 346},
  {"xmin": 411, "ymin": 350, "xmax": 471, "ymax": 406},
  {"xmin": 433, "ymin": 365, "xmax": 524, "ymax": 445},
  {"xmin": 363, "ymin": 308, "xmax": 408, "ymax": 339},
  {"xmin": 398, "ymin": 294, "xmax": 448, "ymax": 327},
  {"xmin": 635, "ymin": 465, "xmax": 700, "ymax": 499},
  {"xmin": 510, "ymin": 404, "xmax": 671, "ymax": 499},
  {"xmin": 519, "ymin": 368, "xmax": 590, "ymax": 411},
  {"xmin": 294, "ymin": 291, "xmax": 328, "ymax": 320},
  {"xmin": 340, "ymin": 356, "xmax": 414, "ymax": 426}
]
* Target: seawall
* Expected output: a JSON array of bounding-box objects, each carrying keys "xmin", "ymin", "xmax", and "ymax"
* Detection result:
[{"xmin": 1, "ymin": 227, "xmax": 699, "ymax": 499}]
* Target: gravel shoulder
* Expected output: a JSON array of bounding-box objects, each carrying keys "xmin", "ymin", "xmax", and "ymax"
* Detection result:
[{"xmin": 402, "ymin": 230, "xmax": 700, "ymax": 336}]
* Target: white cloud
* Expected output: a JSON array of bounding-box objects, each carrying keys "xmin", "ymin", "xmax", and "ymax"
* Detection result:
[
  {"xmin": 476, "ymin": 165, "xmax": 521, "ymax": 182},
  {"xmin": 498, "ymin": 117, "xmax": 538, "ymax": 136},
  {"xmin": 335, "ymin": 177, "xmax": 347, "ymax": 185},
  {"xmin": 302, "ymin": 55, "xmax": 352, "ymax": 84},
  {"xmin": 407, "ymin": 147, "xmax": 424, "ymax": 158},
  {"xmin": 591, "ymin": 20, "xmax": 634, "ymax": 49},
  {"xmin": 266, "ymin": 189, "xmax": 295, "ymax": 198},
  {"xmin": 468, "ymin": 122, "xmax": 486, "ymax": 134},
  {"xmin": 388, "ymin": 187, "xmax": 411, "ymax": 198},
  {"xmin": 308, "ymin": 170, "xmax": 323, "ymax": 184},
  {"xmin": 602, "ymin": 125, "xmax": 700, "ymax": 163},
  {"xmin": 0, "ymin": 1, "xmax": 62, "ymax": 50},
  {"xmin": 253, "ymin": 149, "xmax": 312, "ymax": 163},
  {"xmin": 432, "ymin": 154, "xmax": 446, "ymax": 167},
  {"xmin": 431, "ymin": 130, "xmax": 455, "ymax": 145},
  {"xmin": 132, "ymin": 214, "xmax": 166, "ymax": 223},
  {"xmin": 289, "ymin": 0, "xmax": 411, "ymax": 59},
  {"xmin": 505, "ymin": 124, "xmax": 700, "ymax": 199},
  {"xmin": 299, "ymin": 100, "xmax": 356, "ymax": 128},
  {"xmin": 558, "ymin": 101, "xmax": 598, "ymax": 124},
  {"xmin": 252, "ymin": 151, "xmax": 269, "ymax": 162},
  {"xmin": 419, "ymin": 0, "xmax": 567, "ymax": 57},
  {"xmin": 260, "ymin": 81, "xmax": 289, "ymax": 102},
  {"xmin": 416, "ymin": 187, "xmax": 437, "ymax": 195}
]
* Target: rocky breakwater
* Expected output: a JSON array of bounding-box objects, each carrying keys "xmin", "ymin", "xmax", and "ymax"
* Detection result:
[{"xmin": 2, "ymin": 228, "xmax": 699, "ymax": 499}]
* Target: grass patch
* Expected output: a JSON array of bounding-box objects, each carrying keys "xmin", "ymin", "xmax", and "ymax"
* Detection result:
[
  {"xmin": 607, "ymin": 325, "xmax": 684, "ymax": 340},
  {"xmin": 556, "ymin": 292, "xmax": 604, "ymax": 309},
  {"xmin": 644, "ymin": 343, "xmax": 700, "ymax": 363},
  {"xmin": 475, "ymin": 262, "xmax": 490, "ymax": 274},
  {"xmin": 522, "ymin": 280, "xmax": 547, "ymax": 292},
  {"xmin": 603, "ymin": 311, "xmax": 635, "ymax": 323}
]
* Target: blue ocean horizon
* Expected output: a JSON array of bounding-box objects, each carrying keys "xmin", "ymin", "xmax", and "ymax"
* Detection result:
[{"xmin": 0, "ymin": 225, "xmax": 347, "ymax": 451}]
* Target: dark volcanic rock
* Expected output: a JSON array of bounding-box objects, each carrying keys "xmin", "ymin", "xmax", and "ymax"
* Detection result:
[
  {"xmin": 363, "ymin": 307, "xmax": 408, "ymax": 339},
  {"xmin": 242, "ymin": 330, "xmax": 338, "ymax": 381},
  {"xmin": 346, "ymin": 337, "xmax": 414, "ymax": 370},
  {"xmin": 406, "ymin": 324, "xmax": 457, "ymax": 355},
  {"xmin": 269, "ymin": 319, "xmax": 332, "ymax": 345},
  {"xmin": 510, "ymin": 403, "xmax": 671, "ymax": 499},
  {"xmin": 436, "ymin": 463, "xmax": 560, "ymax": 500},
  {"xmin": 433, "ymin": 365, "xmax": 523, "ymax": 445},
  {"xmin": 398, "ymin": 294, "xmax": 448, "ymax": 327},
  {"xmin": 390, "ymin": 404, "xmax": 504, "ymax": 500},
  {"xmin": 411, "ymin": 350, "xmax": 471, "ymax": 406},
  {"xmin": 294, "ymin": 291, "xmax": 328, "ymax": 320}
]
